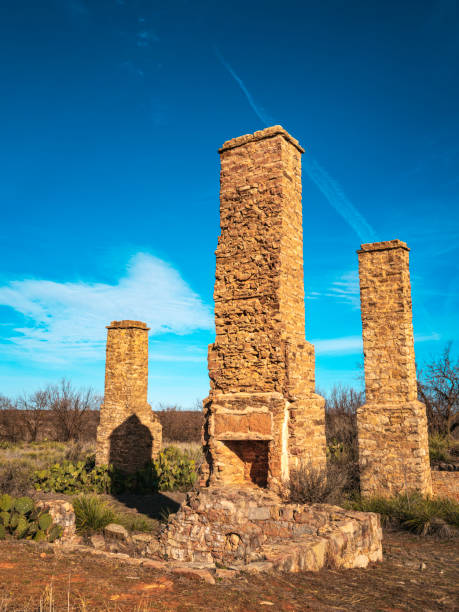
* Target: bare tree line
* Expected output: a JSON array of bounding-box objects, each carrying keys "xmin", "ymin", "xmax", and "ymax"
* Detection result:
[
  {"xmin": 1, "ymin": 345, "xmax": 458, "ymax": 444},
  {"xmin": 0, "ymin": 379, "xmax": 101, "ymax": 442}
]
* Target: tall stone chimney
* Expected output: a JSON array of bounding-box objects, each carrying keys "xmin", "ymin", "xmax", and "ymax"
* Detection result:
[
  {"xmin": 96, "ymin": 320, "xmax": 162, "ymax": 473},
  {"xmin": 357, "ymin": 240, "xmax": 432, "ymax": 496},
  {"xmin": 203, "ymin": 126, "xmax": 327, "ymax": 491}
]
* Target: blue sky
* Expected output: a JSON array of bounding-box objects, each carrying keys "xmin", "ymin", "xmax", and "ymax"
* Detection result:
[{"xmin": 0, "ymin": 0, "xmax": 458, "ymax": 407}]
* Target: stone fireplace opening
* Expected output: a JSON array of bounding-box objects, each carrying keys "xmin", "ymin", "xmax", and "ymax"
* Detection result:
[{"xmin": 222, "ymin": 440, "xmax": 269, "ymax": 487}]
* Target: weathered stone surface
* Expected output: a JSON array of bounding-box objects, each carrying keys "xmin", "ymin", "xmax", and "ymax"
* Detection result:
[
  {"xmin": 160, "ymin": 487, "xmax": 382, "ymax": 572},
  {"xmin": 96, "ymin": 320, "xmax": 162, "ymax": 472},
  {"xmin": 431, "ymin": 471, "xmax": 459, "ymax": 502},
  {"xmin": 203, "ymin": 126, "xmax": 327, "ymax": 492},
  {"xmin": 357, "ymin": 240, "xmax": 432, "ymax": 497},
  {"xmin": 104, "ymin": 523, "xmax": 129, "ymax": 541},
  {"xmin": 36, "ymin": 499, "xmax": 76, "ymax": 541},
  {"xmin": 90, "ymin": 534, "xmax": 106, "ymax": 550},
  {"xmin": 171, "ymin": 566, "xmax": 216, "ymax": 584}
]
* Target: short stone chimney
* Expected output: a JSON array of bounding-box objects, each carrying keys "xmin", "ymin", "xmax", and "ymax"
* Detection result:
[{"xmin": 96, "ymin": 320, "xmax": 162, "ymax": 473}]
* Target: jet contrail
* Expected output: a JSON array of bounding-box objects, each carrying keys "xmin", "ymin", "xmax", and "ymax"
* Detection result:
[
  {"xmin": 303, "ymin": 158, "xmax": 378, "ymax": 243},
  {"xmin": 214, "ymin": 47, "xmax": 272, "ymax": 126},
  {"xmin": 215, "ymin": 47, "xmax": 378, "ymax": 243}
]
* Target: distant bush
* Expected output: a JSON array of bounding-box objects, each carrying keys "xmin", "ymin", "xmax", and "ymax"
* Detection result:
[
  {"xmin": 156, "ymin": 406, "xmax": 203, "ymax": 443},
  {"xmin": 289, "ymin": 461, "xmax": 350, "ymax": 505},
  {"xmin": 418, "ymin": 343, "xmax": 459, "ymax": 436},
  {"xmin": 347, "ymin": 492, "xmax": 459, "ymax": 536},
  {"xmin": 429, "ymin": 433, "xmax": 453, "ymax": 463},
  {"xmin": 0, "ymin": 462, "xmax": 36, "ymax": 497},
  {"xmin": 0, "ymin": 494, "xmax": 62, "ymax": 542}
]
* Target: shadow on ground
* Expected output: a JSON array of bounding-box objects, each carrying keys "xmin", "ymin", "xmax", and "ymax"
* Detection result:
[{"xmin": 110, "ymin": 492, "xmax": 184, "ymax": 521}]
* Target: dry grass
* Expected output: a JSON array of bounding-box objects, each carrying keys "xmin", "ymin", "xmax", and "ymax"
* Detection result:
[
  {"xmin": 289, "ymin": 461, "xmax": 351, "ymax": 505},
  {"xmin": 0, "ymin": 586, "xmax": 160, "ymax": 612},
  {"xmin": 0, "ymin": 441, "xmax": 96, "ymax": 496}
]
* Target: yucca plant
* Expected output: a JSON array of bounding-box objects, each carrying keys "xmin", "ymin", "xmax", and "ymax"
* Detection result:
[
  {"xmin": 347, "ymin": 492, "xmax": 459, "ymax": 535},
  {"xmin": 72, "ymin": 495, "xmax": 116, "ymax": 533}
]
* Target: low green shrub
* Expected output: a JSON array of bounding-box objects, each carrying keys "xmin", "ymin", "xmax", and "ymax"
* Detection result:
[
  {"xmin": 112, "ymin": 511, "xmax": 157, "ymax": 533},
  {"xmin": 33, "ymin": 446, "xmax": 197, "ymax": 495},
  {"xmin": 72, "ymin": 494, "xmax": 158, "ymax": 534},
  {"xmin": 73, "ymin": 495, "xmax": 116, "ymax": 533},
  {"xmin": 347, "ymin": 492, "xmax": 459, "ymax": 535},
  {"xmin": 429, "ymin": 433, "xmax": 453, "ymax": 463},
  {"xmin": 151, "ymin": 446, "xmax": 197, "ymax": 492},
  {"xmin": 33, "ymin": 456, "xmax": 112, "ymax": 494},
  {"xmin": 0, "ymin": 494, "xmax": 63, "ymax": 542}
]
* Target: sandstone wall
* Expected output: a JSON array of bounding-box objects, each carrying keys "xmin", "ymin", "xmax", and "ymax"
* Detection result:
[
  {"xmin": 204, "ymin": 126, "xmax": 326, "ymax": 491},
  {"xmin": 96, "ymin": 320, "xmax": 162, "ymax": 472},
  {"xmin": 431, "ymin": 471, "xmax": 459, "ymax": 502},
  {"xmin": 357, "ymin": 241, "xmax": 431, "ymax": 496}
]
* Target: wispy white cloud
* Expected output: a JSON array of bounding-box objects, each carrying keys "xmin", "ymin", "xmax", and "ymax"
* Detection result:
[
  {"xmin": 325, "ymin": 270, "xmax": 360, "ymax": 308},
  {"xmin": 313, "ymin": 335, "xmax": 363, "ymax": 355},
  {"xmin": 0, "ymin": 253, "xmax": 213, "ymax": 365},
  {"xmin": 214, "ymin": 47, "xmax": 377, "ymax": 243},
  {"xmin": 303, "ymin": 159, "xmax": 378, "ymax": 243},
  {"xmin": 313, "ymin": 332, "xmax": 440, "ymax": 355},
  {"xmin": 414, "ymin": 333, "xmax": 441, "ymax": 342},
  {"xmin": 310, "ymin": 271, "xmax": 360, "ymax": 308}
]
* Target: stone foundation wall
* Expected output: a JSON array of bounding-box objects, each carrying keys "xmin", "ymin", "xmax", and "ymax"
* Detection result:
[
  {"xmin": 357, "ymin": 241, "xmax": 431, "ymax": 497},
  {"xmin": 161, "ymin": 487, "xmax": 382, "ymax": 572},
  {"xmin": 431, "ymin": 471, "xmax": 459, "ymax": 502},
  {"xmin": 96, "ymin": 320, "xmax": 162, "ymax": 473}
]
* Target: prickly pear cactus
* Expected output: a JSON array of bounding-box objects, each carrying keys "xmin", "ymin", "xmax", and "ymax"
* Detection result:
[
  {"xmin": 15, "ymin": 517, "xmax": 29, "ymax": 539},
  {"xmin": 9, "ymin": 512, "xmax": 20, "ymax": 529},
  {"xmin": 38, "ymin": 513, "xmax": 53, "ymax": 531},
  {"xmin": 14, "ymin": 497, "xmax": 34, "ymax": 516},
  {"xmin": 48, "ymin": 524, "xmax": 63, "ymax": 542},
  {"xmin": 33, "ymin": 529, "xmax": 47, "ymax": 542},
  {"xmin": 0, "ymin": 494, "xmax": 13, "ymax": 512},
  {"xmin": 0, "ymin": 496, "xmax": 63, "ymax": 543}
]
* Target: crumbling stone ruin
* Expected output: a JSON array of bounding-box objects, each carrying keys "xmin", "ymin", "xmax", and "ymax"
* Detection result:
[
  {"xmin": 160, "ymin": 127, "xmax": 383, "ymax": 572},
  {"xmin": 203, "ymin": 125, "xmax": 327, "ymax": 492},
  {"xmin": 356, "ymin": 240, "xmax": 432, "ymax": 497},
  {"xmin": 96, "ymin": 320, "xmax": 162, "ymax": 473}
]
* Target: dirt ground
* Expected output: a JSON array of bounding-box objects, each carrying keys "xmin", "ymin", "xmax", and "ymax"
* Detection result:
[{"xmin": 0, "ymin": 529, "xmax": 457, "ymax": 611}]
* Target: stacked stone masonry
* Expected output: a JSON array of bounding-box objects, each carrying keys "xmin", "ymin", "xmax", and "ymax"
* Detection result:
[
  {"xmin": 357, "ymin": 241, "xmax": 432, "ymax": 497},
  {"xmin": 204, "ymin": 126, "xmax": 327, "ymax": 492},
  {"xmin": 161, "ymin": 487, "xmax": 382, "ymax": 572},
  {"xmin": 96, "ymin": 320, "xmax": 162, "ymax": 473},
  {"xmin": 431, "ymin": 471, "xmax": 459, "ymax": 502}
]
